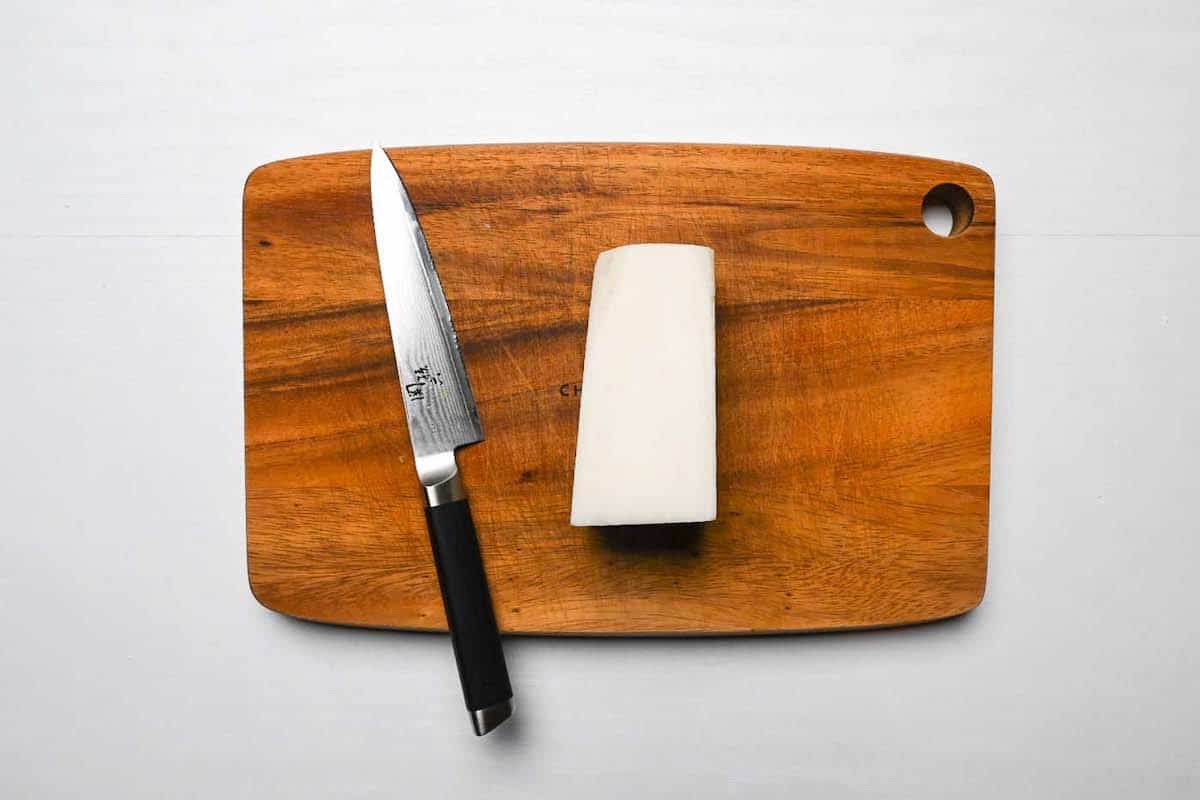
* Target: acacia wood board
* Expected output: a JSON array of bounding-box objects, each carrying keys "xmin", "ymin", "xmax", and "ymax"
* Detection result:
[{"xmin": 243, "ymin": 143, "xmax": 994, "ymax": 635}]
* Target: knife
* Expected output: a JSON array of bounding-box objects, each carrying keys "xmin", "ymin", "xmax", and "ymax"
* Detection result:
[{"xmin": 369, "ymin": 146, "xmax": 513, "ymax": 736}]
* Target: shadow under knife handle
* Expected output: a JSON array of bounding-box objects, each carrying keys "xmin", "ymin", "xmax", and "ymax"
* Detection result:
[{"xmin": 425, "ymin": 496, "xmax": 513, "ymax": 726}]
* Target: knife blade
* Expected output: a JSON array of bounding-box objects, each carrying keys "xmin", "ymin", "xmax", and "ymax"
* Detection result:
[{"xmin": 370, "ymin": 146, "xmax": 513, "ymax": 736}]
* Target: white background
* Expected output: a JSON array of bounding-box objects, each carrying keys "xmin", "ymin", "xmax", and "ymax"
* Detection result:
[{"xmin": 3, "ymin": 1, "xmax": 1198, "ymax": 797}]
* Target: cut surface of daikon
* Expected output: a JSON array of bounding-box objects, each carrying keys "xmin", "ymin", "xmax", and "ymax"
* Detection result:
[{"xmin": 569, "ymin": 243, "xmax": 716, "ymax": 527}]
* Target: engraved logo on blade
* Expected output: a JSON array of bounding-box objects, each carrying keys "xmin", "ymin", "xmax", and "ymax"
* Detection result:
[{"xmin": 404, "ymin": 365, "xmax": 444, "ymax": 402}]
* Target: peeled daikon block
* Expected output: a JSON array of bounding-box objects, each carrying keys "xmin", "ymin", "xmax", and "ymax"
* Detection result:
[{"xmin": 570, "ymin": 243, "xmax": 717, "ymax": 526}]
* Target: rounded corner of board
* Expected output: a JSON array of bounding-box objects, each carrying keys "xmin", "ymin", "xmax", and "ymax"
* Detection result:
[
  {"xmin": 950, "ymin": 161, "xmax": 997, "ymax": 207},
  {"xmin": 246, "ymin": 572, "xmax": 294, "ymax": 620},
  {"xmin": 243, "ymin": 158, "xmax": 284, "ymax": 197},
  {"xmin": 940, "ymin": 584, "xmax": 989, "ymax": 622},
  {"xmin": 959, "ymin": 164, "xmax": 997, "ymax": 207},
  {"xmin": 964, "ymin": 581, "xmax": 988, "ymax": 615}
]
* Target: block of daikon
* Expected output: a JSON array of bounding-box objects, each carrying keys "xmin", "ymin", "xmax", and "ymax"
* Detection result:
[{"xmin": 570, "ymin": 243, "xmax": 717, "ymax": 526}]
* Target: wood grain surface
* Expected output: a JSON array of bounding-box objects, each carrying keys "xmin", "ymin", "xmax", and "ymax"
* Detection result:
[{"xmin": 243, "ymin": 143, "xmax": 994, "ymax": 635}]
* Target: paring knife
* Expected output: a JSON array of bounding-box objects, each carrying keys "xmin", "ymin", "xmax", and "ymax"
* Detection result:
[{"xmin": 369, "ymin": 146, "xmax": 513, "ymax": 736}]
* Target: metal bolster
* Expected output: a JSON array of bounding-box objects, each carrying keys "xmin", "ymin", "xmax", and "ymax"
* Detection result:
[
  {"xmin": 425, "ymin": 471, "xmax": 466, "ymax": 506},
  {"xmin": 415, "ymin": 451, "xmax": 466, "ymax": 506}
]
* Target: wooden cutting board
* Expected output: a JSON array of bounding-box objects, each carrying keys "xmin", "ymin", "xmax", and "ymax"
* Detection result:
[{"xmin": 243, "ymin": 143, "xmax": 994, "ymax": 635}]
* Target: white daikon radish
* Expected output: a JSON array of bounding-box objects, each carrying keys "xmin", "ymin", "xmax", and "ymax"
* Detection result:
[{"xmin": 570, "ymin": 244, "xmax": 717, "ymax": 526}]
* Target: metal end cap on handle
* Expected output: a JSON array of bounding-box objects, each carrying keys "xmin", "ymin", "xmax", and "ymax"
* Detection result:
[{"xmin": 471, "ymin": 699, "xmax": 514, "ymax": 736}]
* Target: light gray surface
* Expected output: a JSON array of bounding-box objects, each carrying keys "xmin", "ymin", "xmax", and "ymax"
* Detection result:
[{"xmin": 2, "ymin": 1, "xmax": 1198, "ymax": 796}]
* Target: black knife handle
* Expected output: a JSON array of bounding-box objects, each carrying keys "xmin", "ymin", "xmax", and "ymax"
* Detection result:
[{"xmin": 425, "ymin": 498, "xmax": 513, "ymax": 714}]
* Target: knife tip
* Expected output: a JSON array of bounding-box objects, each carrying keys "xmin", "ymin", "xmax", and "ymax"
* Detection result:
[{"xmin": 470, "ymin": 699, "xmax": 514, "ymax": 736}]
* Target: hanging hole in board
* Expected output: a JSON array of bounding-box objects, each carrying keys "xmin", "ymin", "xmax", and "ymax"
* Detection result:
[{"xmin": 922, "ymin": 183, "xmax": 975, "ymax": 238}]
